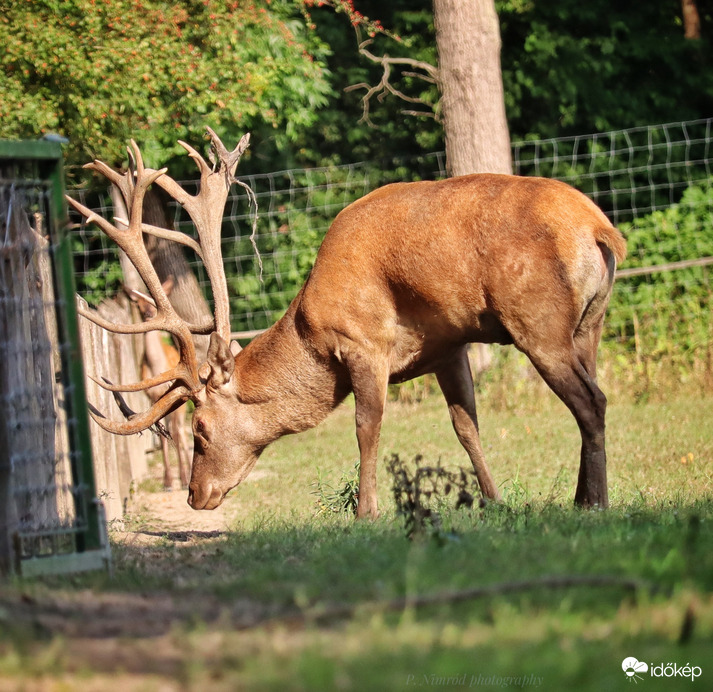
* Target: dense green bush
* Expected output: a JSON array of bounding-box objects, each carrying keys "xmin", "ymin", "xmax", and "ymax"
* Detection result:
[
  {"xmin": 602, "ymin": 181, "xmax": 713, "ymax": 396},
  {"xmin": 607, "ymin": 182, "xmax": 713, "ymax": 346}
]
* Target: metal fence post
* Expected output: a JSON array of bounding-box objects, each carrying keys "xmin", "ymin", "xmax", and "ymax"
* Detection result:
[{"xmin": 0, "ymin": 139, "xmax": 109, "ymax": 576}]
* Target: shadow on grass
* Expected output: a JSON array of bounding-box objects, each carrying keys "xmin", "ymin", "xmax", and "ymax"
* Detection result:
[
  {"xmin": 1, "ymin": 500, "xmax": 712, "ymax": 690},
  {"xmin": 2, "ymin": 498, "xmax": 711, "ymax": 642}
]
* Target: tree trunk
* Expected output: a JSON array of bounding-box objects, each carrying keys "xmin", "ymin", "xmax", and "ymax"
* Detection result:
[
  {"xmin": 681, "ymin": 0, "xmax": 701, "ymax": 40},
  {"xmin": 433, "ymin": 0, "xmax": 512, "ymax": 372},
  {"xmin": 433, "ymin": 0, "xmax": 512, "ymax": 177}
]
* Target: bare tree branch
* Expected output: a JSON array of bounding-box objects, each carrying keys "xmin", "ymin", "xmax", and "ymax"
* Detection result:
[
  {"xmin": 401, "ymin": 109, "xmax": 440, "ymax": 120},
  {"xmin": 345, "ymin": 39, "xmax": 441, "ymax": 127},
  {"xmin": 358, "ymin": 42, "xmax": 439, "ymax": 81}
]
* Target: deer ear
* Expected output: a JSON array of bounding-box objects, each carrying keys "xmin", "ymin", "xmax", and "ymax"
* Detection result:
[{"xmin": 206, "ymin": 332, "xmax": 235, "ymax": 387}]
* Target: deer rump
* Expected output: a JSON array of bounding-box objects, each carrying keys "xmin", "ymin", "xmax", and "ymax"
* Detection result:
[{"xmin": 212, "ymin": 173, "xmax": 626, "ymax": 517}]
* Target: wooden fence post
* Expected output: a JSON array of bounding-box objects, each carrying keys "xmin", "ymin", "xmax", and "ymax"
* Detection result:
[{"xmin": 77, "ymin": 297, "xmax": 152, "ymax": 522}]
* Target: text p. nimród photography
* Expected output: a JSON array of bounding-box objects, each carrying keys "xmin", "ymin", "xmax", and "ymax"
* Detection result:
[{"xmin": 405, "ymin": 673, "xmax": 543, "ymax": 688}]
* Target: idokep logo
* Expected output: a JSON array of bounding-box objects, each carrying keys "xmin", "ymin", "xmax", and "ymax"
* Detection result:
[
  {"xmin": 622, "ymin": 658, "xmax": 648, "ymax": 683},
  {"xmin": 621, "ymin": 657, "xmax": 703, "ymax": 683}
]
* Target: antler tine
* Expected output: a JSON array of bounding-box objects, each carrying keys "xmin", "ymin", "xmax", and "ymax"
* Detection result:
[
  {"xmin": 209, "ymin": 128, "xmax": 251, "ymax": 178},
  {"xmin": 84, "ymin": 159, "xmax": 127, "ymax": 192},
  {"xmin": 89, "ymin": 384, "xmax": 192, "ymax": 436},
  {"xmin": 176, "ymin": 139, "xmax": 213, "ymax": 178},
  {"xmin": 88, "ymin": 363, "xmax": 193, "ymax": 393},
  {"xmin": 77, "ymin": 288, "xmax": 214, "ymax": 337},
  {"xmin": 153, "ymin": 129, "xmax": 251, "ymax": 345}
]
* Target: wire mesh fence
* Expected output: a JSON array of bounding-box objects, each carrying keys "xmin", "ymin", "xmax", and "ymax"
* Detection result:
[
  {"xmin": 0, "ymin": 141, "xmax": 109, "ymax": 577},
  {"xmin": 69, "ymin": 118, "xmax": 713, "ymax": 366},
  {"xmin": 512, "ymin": 118, "xmax": 712, "ymax": 225},
  {"xmin": 70, "ymin": 150, "xmax": 449, "ymax": 333}
]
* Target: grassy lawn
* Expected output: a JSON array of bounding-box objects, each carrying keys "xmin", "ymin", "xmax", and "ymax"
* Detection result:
[{"xmin": 1, "ymin": 381, "xmax": 712, "ymax": 691}]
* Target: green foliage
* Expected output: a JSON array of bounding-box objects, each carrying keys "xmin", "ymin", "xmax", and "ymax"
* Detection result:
[
  {"xmin": 606, "ymin": 182, "xmax": 713, "ymax": 371},
  {"xmin": 5, "ymin": 0, "xmax": 713, "ymax": 181},
  {"xmin": 0, "ymin": 0, "xmax": 332, "ymax": 178},
  {"xmin": 295, "ymin": 1, "xmax": 441, "ymax": 167},
  {"xmin": 497, "ymin": 0, "xmax": 713, "ymax": 140},
  {"xmin": 299, "ymin": 0, "xmax": 713, "ymax": 168},
  {"xmin": 312, "ymin": 461, "xmax": 360, "ymax": 516},
  {"xmin": 622, "ymin": 183, "xmax": 713, "ymax": 269},
  {"xmin": 75, "ymin": 257, "xmax": 124, "ymax": 307}
]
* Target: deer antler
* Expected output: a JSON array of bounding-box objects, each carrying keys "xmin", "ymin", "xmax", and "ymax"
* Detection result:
[{"xmin": 67, "ymin": 129, "xmax": 250, "ymax": 435}]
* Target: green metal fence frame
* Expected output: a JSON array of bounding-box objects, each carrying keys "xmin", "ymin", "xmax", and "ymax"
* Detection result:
[{"xmin": 0, "ymin": 139, "xmax": 109, "ymax": 576}]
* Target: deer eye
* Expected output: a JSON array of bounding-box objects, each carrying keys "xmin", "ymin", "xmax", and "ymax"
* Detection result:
[{"xmin": 194, "ymin": 418, "xmax": 207, "ymax": 438}]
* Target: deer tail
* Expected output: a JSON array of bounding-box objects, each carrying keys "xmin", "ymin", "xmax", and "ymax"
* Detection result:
[{"xmin": 595, "ymin": 224, "xmax": 627, "ymax": 265}]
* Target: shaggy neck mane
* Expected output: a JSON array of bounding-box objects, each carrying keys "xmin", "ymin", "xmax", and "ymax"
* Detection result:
[{"xmin": 232, "ymin": 301, "xmax": 350, "ymax": 435}]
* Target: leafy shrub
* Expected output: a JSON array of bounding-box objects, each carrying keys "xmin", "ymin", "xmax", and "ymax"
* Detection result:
[
  {"xmin": 605, "ymin": 183, "xmax": 713, "ymax": 361},
  {"xmin": 596, "ymin": 181, "xmax": 713, "ymax": 398},
  {"xmin": 387, "ymin": 454, "xmax": 478, "ymax": 542}
]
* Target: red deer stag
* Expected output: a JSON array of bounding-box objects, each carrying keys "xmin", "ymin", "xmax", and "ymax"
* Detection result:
[
  {"xmin": 68, "ymin": 129, "xmax": 626, "ymax": 520},
  {"xmin": 125, "ymin": 278, "xmax": 191, "ymax": 489}
]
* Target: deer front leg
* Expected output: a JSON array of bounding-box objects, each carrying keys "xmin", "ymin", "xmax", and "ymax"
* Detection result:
[{"xmin": 349, "ymin": 355, "xmax": 389, "ymax": 520}]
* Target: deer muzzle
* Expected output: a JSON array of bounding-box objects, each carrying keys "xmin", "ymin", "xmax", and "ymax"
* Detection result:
[{"xmin": 187, "ymin": 481, "xmax": 224, "ymax": 510}]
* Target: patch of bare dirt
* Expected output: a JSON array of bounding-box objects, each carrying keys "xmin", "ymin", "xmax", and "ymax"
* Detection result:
[{"xmin": 116, "ymin": 468, "xmax": 274, "ymax": 541}]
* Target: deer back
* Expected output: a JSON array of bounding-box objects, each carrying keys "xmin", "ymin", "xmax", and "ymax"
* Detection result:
[{"xmin": 296, "ymin": 174, "xmax": 626, "ymax": 377}]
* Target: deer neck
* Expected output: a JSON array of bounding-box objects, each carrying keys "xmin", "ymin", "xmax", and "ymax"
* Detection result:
[{"xmin": 233, "ymin": 305, "xmax": 350, "ymax": 437}]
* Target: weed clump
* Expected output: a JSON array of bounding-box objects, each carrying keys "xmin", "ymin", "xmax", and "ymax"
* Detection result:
[
  {"xmin": 387, "ymin": 454, "xmax": 479, "ymax": 542},
  {"xmin": 312, "ymin": 462, "xmax": 360, "ymax": 516}
]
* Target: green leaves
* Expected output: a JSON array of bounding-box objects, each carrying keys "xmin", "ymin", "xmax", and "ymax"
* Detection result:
[
  {"xmin": 606, "ymin": 182, "xmax": 713, "ymax": 368},
  {"xmin": 0, "ymin": 0, "xmax": 332, "ymax": 177},
  {"xmin": 498, "ymin": 0, "xmax": 713, "ymax": 140}
]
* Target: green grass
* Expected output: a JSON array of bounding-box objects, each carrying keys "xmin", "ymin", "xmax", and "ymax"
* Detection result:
[{"xmin": 1, "ymin": 386, "xmax": 712, "ymax": 691}]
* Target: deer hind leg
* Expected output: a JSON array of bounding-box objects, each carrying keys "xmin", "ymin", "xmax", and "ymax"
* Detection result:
[
  {"xmin": 436, "ymin": 346, "xmax": 501, "ymax": 502},
  {"xmin": 347, "ymin": 353, "xmax": 389, "ymax": 520},
  {"xmin": 524, "ymin": 339, "xmax": 608, "ymax": 508}
]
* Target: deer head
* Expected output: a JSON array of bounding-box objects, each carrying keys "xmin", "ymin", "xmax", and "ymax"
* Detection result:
[{"xmin": 68, "ymin": 129, "xmax": 255, "ymax": 506}]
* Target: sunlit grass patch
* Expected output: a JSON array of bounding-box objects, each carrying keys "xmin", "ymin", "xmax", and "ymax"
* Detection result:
[{"xmin": 1, "ymin": 389, "xmax": 712, "ymax": 690}]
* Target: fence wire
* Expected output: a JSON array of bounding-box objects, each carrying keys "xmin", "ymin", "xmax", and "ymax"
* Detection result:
[
  {"xmin": 1, "ymin": 184, "xmax": 79, "ymax": 563},
  {"xmin": 69, "ymin": 118, "xmax": 713, "ymax": 339},
  {"xmin": 513, "ymin": 119, "xmax": 712, "ymax": 225}
]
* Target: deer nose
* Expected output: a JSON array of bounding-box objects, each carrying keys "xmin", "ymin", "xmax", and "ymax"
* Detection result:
[
  {"xmin": 187, "ymin": 481, "xmax": 224, "ymax": 510},
  {"xmin": 187, "ymin": 481, "xmax": 209, "ymax": 509}
]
